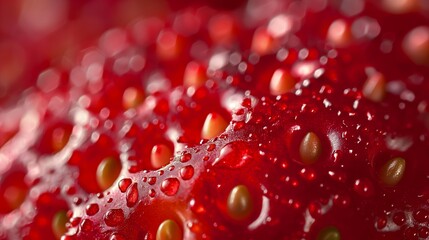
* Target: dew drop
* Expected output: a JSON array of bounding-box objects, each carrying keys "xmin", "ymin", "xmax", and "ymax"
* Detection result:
[
  {"xmin": 109, "ymin": 233, "xmax": 126, "ymax": 240},
  {"xmin": 104, "ymin": 209, "xmax": 125, "ymax": 227},
  {"xmin": 85, "ymin": 203, "xmax": 99, "ymax": 216},
  {"xmin": 118, "ymin": 178, "xmax": 132, "ymax": 193},
  {"xmin": 180, "ymin": 152, "xmax": 192, "ymax": 163},
  {"xmin": 80, "ymin": 219, "xmax": 94, "ymax": 232},
  {"xmin": 126, "ymin": 183, "xmax": 139, "ymax": 207},
  {"xmin": 180, "ymin": 166, "xmax": 194, "ymax": 180},
  {"xmin": 213, "ymin": 141, "xmax": 253, "ymax": 169},
  {"xmin": 148, "ymin": 177, "xmax": 157, "ymax": 185},
  {"xmin": 160, "ymin": 178, "xmax": 180, "ymax": 196},
  {"xmin": 353, "ymin": 178, "xmax": 374, "ymax": 197},
  {"xmin": 206, "ymin": 144, "xmax": 216, "ymax": 151}
]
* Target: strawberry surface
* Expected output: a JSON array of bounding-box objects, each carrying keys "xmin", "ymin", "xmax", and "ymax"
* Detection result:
[{"xmin": 0, "ymin": 0, "xmax": 429, "ymax": 240}]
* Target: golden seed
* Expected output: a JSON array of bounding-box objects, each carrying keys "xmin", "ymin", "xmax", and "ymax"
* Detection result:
[
  {"xmin": 3, "ymin": 185, "xmax": 27, "ymax": 211},
  {"xmin": 52, "ymin": 210, "xmax": 68, "ymax": 240},
  {"xmin": 317, "ymin": 226, "xmax": 341, "ymax": 240},
  {"xmin": 251, "ymin": 28, "xmax": 276, "ymax": 55},
  {"xmin": 327, "ymin": 19, "xmax": 351, "ymax": 47},
  {"xmin": 184, "ymin": 61, "xmax": 206, "ymax": 88},
  {"xmin": 227, "ymin": 185, "xmax": 253, "ymax": 220},
  {"xmin": 156, "ymin": 219, "xmax": 182, "ymax": 240},
  {"xmin": 382, "ymin": 0, "xmax": 418, "ymax": 14},
  {"xmin": 299, "ymin": 132, "xmax": 322, "ymax": 165},
  {"xmin": 157, "ymin": 30, "xmax": 180, "ymax": 60},
  {"xmin": 403, "ymin": 26, "xmax": 429, "ymax": 65},
  {"xmin": 151, "ymin": 144, "xmax": 173, "ymax": 169},
  {"xmin": 123, "ymin": 87, "xmax": 145, "ymax": 109},
  {"xmin": 379, "ymin": 157, "xmax": 406, "ymax": 187},
  {"xmin": 52, "ymin": 127, "xmax": 71, "ymax": 153},
  {"xmin": 269, "ymin": 69, "xmax": 296, "ymax": 95},
  {"xmin": 201, "ymin": 112, "xmax": 228, "ymax": 140},
  {"xmin": 96, "ymin": 157, "xmax": 122, "ymax": 191},
  {"xmin": 362, "ymin": 72, "xmax": 386, "ymax": 102}
]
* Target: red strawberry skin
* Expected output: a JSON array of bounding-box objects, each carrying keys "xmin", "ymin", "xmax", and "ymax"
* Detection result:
[{"xmin": 1, "ymin": 0, "xmax": 429, "ymax": 240}]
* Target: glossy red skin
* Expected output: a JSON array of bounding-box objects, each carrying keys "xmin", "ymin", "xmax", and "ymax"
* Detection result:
[{"xmin": 1, "ymin": 0, "xmax": 429, "ymax": 240}]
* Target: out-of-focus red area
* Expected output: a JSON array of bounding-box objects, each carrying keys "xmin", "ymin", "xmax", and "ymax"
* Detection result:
[{"xmin": 0, "ymin": 0, "xmax": 170, "ymax": 105}]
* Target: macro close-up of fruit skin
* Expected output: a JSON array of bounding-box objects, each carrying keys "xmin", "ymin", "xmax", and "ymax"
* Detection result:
[{"xmin": 1, "ymin": 0, "xmax": 429, "ymax": 239}]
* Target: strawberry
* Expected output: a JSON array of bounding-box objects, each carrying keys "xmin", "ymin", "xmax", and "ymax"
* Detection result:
[{"xmin": 1, "ymin": 0, "xmax": 429, "ymax": 240}]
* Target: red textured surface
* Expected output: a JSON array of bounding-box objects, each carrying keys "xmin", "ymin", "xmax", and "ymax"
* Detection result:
[{"xmin": 0, "ymin": 0, "xmax": 429, "ymax": 239}]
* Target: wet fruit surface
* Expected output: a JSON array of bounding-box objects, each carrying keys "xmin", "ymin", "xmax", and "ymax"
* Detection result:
[{"xmin": 0, "ymin": 0, "xmax": 429, "ymax": 239}]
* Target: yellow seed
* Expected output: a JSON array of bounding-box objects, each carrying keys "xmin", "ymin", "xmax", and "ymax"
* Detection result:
[
  {"xmin": 3, "ymin": 185, "xmax": 27, "ymax": 211},
  {"xmin": 227, "ymin": 185, "xmax": 253, "ymax": 220},
  {"xmin": 184, "ymin": 62, "xmax": 206, "ymax": 88},
  {"xmin": 251, "ymin": 28, "xmax": 276, "ymax": 55},
  {"xmin": 327, "ymin": 19, "xmax": 351, "ymax": 47},
  {"xmin": 299, "ymin": 132, "xmax": 322, "ymax": 165},
  {"xmin": 382, "ymin": 0, "xmax": 418, "ymax": 14},
  {"xmin": 317, "ymin": 226, "xmax": 341, "ymax": 240},
  {"xmin": 362, "ymin": 72, "xmax": 386, "ymax": 102},
  {"xmin": 379, "ymin": 157, "xmax": 406, "ymax": 187},
  {"xmin": 269, "ymin": 69, "xmax": 295, "ymax": 95},
  {"xmin": 157, "ymin": 30, "xmax": 180, "ymax": 60},
  {"xmin": 52, "ymin": 127, "xmax": 71, "ymax": 153},
  {"xmin": 151, "ymin": 144, "xmax": 173, "ymax": 169},
  {"xmin": 156, "ymin": 219, "xmax": 182, "ymax": 240},
  {"xmin": 96, "ymin": 157, "xmax": 122, "ymax": 191},
  {"xmin": 402, "ymin": 26, "xmax": 429, "ymax": 66},
  {"xmin": 123, "ymin": 87, "xmax": 145, "ymax": 109},
  {"xmin": 52, "ymin": 210, "xmax": 68, "ymax": 240},
  {"xmin": 201, "ymin": 112, "xmax": 228, "ymax": 139}
]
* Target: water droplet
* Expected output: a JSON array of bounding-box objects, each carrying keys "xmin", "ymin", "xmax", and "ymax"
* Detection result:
[
  {"xmin": 109, "ymin": 233, "xmax": 126, "ymax": 240},
  {"xmin": 80, "ymin": 219, "xmax": 94, "ymax": 232},
  {"xmin": 86, "ymin": 203, "xmax": 99, "ymax": 216},
  {"xmin": 213, "ymin": 141, "xmax": 253, "ymax": 168},
  {"xmin": 148, "ymin": 177, "xmax": 157, "ymax": 185},
  {"xmin": 118, "ymin": 178, "xmax": 132, "ymax": 193},
  {"xmin": 206, "ymin": 144, "xmax": 216, "ymax": 151},
  {"xmin": 104, "ymin": 209, "xmax": 125, "ymax": 227},
  {"xmin": 180, "ymin": 152, "xmax": 192, "ymax": 162},
  {"xmin": 161, "ymin": 178, "xmax": 180, "ymax": 196},
  {"xmin": 232, "ymin": 121, "xmax": 245, "ymax": 131},
  {"xmin": 299, "ymin": 167, "xmax": 316, "ymax": 181},
  {"xmin": 189, "ymin": 198, "xmax": 206, "ymax": 214},
  {"xmin": 180, "ymin": 166, "xmax": 194, "ymax": 180},
  {"xmin": 126, "ymin": 183, "xmax": 139, "ymax": 207},
  {"xmin": 149, "ymin": 189, "xmax": 156, "ymax": 198},
  {"xmin": 353, "ymin": 178, "xmax": 374, "ymax": 197}
]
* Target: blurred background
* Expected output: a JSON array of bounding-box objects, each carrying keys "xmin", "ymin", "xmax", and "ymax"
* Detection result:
[{"xmin": 0, "ymin": 0, "xmax": 175, "ymax": 104}]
